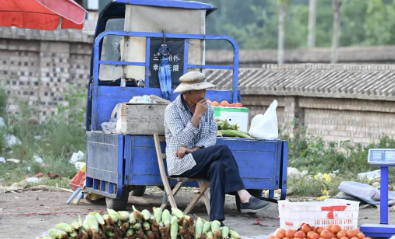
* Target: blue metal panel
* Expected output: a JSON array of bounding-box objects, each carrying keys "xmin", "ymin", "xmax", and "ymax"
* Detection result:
[
  {"xmin": 90, "ymin": 31, "xmax": 239, "ymax": 130},
  {"xmin": 145, "ymin": 37, "xmax": 151, "ymax": 87},
  {"xmin": 116, "ymin": 135, "xmax": 124, "ymax": 197},
  {"xmin": 124, "ymin": 135, "xmax": 132, "ymax": 185},
  {"xmin": 280, "ymin": 141, "xmax": 288, "ymax": 200},
  {"xmin": 360, "ymin": 224, "xmax": 395, "ymax": 238},
  {"xmin": 86, "ymin": 132, "xmax": 120, "ymax": 183},
  {"xmin": 183, "ymin": 40, "xmax": 189, "ymax": 74}
]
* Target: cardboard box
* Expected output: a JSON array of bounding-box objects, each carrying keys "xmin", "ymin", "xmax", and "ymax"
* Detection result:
[{"xmin": 214, "ymin": 107, "xmax": 249, "ymax": 132}]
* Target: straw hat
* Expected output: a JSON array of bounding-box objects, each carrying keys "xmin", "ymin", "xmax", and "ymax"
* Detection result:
[{"xmin": 174, "ymin": 71, "xmax": 215, "ymax": 93}]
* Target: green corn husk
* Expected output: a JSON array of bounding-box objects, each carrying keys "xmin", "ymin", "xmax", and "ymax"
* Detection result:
[
  {"xmin": 222, "ymin": 120, "xmax": 229, "ymax": 130},
  {"xmin": 162, "ymin": 209, "xmax": 171, "ymax": 227},
  {"xmin": 219, "ymin": 129, "xmax": 251, "ymax": 138},
  {"xmin": 153, "ymin": 207, "xmax": 162, "ymax": 223},
  {"xmin": 159, "ymin": 221, "xmax": 164, "ymax": 227},
  {"xmin": 89, "ymin": 212, "xmax": 105, "ymax": 226},
  {"xmin": 48, "ymin": 228, "xmax": 68, "ymax": 239},
  {"xmin": 69, "ymin": 231, "xmax": 78, "ymax": 238},
  {"xmin": 106, "ymin": 208, "xmax": 120, "ymax": 224},
  {"xmin": 133, "ymin": 206, "xmax": 144, "ymax": 222},
  {"xmin": 171, "ymin": 208, "xmax": 184, "ymax": 219},
  {"xmin": 118, "ymin": 211, "xmax": 130, "ymax": 221},
  {"xmin": 230, "ymin": 229, "xmax": 241, "ymax": 239},
  {"xmin": 206, "ymin": 231, "xmax": 214, "ymax": 239},
  {"xmin": 170, "ymin": 216, "xmax": 178, "ymax": 239},
  {"xmin": 86, "ymin": 214, "xmax": 99, "ymax": 233},
  {"xmin": 195, "ymin": 217, "xmax": 203, "ymax": 239},
  {"xmin": 105, "ymin": 231, "xmax": 114, "ymax": 237},
  {"xmin": 55, "ymin": 223, "xmax": 72, "ymax": 233},
  {"xmin": 78, "ymin": 214, "xmax": 82, "ymax": 228},
  {"xmin": 132, "ymin": 222, "xmax": 142, "ymax": 230},
  {"xmin": 82, "ymin": 217, "xmax": 90, "ymax": 232},
  {"xmin": 141, "ymin": 209, "xmax": 151, "ymax": 221},
  {"xmin": 211, "ymin": 220, "xmax": 221, "ymax": 238},
  {"xmin": 202, "ymin": 221, "xmax": 211, "ymax": 234},
  {"xmin": 143, "ymin": 221, "xmax": 151, "ymax": 231},
  {"xmin": 70, "ymin": 221, "xmax": 80, "ymax": 231},
  {"xmin": 222, "ymin": 226, "xmax": 230, "ymax": 239},
  {"xmin": 217, "ymin": 131, "xmax": 223, "ymax": 137},
  {"xmin": 129, "ymin": 211, "xmax": 137, "ymax": 224},
  {"xmin": 126, "ymin": 228, "xmax": 135, "ymax": 237}
]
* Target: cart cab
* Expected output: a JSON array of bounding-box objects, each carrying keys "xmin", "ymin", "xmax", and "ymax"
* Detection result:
[{"xmin": 85, "ymin": 0, "xmax": 288, "ymax": 210}]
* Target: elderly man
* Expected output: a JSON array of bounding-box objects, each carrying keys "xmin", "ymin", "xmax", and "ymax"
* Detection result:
[{"xmin": 164, "ymin": 71, "xmax": 270, "ymax": 223}]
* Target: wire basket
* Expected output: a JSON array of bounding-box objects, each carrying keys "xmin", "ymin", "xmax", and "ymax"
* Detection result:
[{"xmin": 278, "ymin": 199, "xmax": 359, "ymax": 230}]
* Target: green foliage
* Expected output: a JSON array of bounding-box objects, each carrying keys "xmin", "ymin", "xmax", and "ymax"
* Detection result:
[
  {"xmin": 189, "ymin": 0, "xmax": 395, "ymax": 49},
  {"xmin": 0, "ymin": 87, "xmax": 84, "ymax": 185}
]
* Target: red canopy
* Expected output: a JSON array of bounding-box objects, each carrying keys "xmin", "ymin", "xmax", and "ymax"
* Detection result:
[{"xmin": 0, "ymin": 0, "xmax": 87, "ymax": 30}]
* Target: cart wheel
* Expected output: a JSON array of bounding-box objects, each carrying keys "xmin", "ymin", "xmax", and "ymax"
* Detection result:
[
  {"xmin": 106, "ymin": 188, "xmax": 130, "ymax": 211},
  {"xmin": 235, "ymin": 189, "xmax": 263, "ymax": 214},
  {"xmin": 131, "ymin": 186, "xmax": 146, "ymax": 196}
]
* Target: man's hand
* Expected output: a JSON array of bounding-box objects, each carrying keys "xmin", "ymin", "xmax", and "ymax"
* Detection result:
[
  {"xmin": 195, "ymin": 99, "xmax": 208, "ymax": 117},
  {"xmin": 175, "ymin": 146, "xmax": 194, "ymax": 158}
]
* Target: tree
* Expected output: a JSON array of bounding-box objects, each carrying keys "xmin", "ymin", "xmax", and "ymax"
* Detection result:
[
  {"xmin": 331, "ymin": 0, "xmax": 343, "ymax": 63},
  {"xmin": 307, "ymin": 0, "xmax": 317, "ymax": 47},
  {"xmin": 278, "ymin": 0, "xmax": 292, "ymax": 64}
]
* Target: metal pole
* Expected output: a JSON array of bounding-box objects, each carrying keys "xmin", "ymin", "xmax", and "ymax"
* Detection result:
[{"xmin": 380, "ymin": 166, "xmax": 388, "ymax": 224}]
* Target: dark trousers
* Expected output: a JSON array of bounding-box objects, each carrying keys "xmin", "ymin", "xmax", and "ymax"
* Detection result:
[{"xmin": 177, "ymin": 145, "xmax": 245, "ymax": 221}]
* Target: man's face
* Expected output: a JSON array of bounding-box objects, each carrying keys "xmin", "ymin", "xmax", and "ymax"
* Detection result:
[{"xmin": 185, "ymin": 89, "xmax": 206, "ymax": 105}]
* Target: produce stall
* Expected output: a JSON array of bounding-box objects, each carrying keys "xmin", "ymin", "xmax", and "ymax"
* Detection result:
[{"xmin": 84, "ymin": 0, "xmax": 288, "ymax": 211}]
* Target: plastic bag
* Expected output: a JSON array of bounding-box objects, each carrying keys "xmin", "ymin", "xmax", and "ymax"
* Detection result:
[{"xmin": 249, "ymin": 100, "xmax": 278, "ymax": 140}]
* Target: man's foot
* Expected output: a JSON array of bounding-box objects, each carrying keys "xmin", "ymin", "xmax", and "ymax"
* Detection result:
[{"xmin": 240, "ymin": 196, "xmax": 271, "ymax": 213}]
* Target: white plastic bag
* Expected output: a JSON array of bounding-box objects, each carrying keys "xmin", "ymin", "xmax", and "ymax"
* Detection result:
[{"xmin": 249, "ymin": 100, "xmax": 278, "ymax": 140}]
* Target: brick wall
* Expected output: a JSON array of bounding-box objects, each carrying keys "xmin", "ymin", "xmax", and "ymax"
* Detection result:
[
  {"xmin": 1, "ymin": 32, "xmax": 394, "ymax": 146},
  {"xmin": 243, "ymin": 95, "xmax": 395, "ymax": 146}
]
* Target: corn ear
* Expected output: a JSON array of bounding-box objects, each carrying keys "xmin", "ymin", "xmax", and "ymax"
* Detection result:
[
  {"xmin": 229, "ymin": 230, "xmax": 241, "ymax": 239},
  {"xmin": 222, "ymin": 120, "xmax": 229, "ymax": 130},
  {"xmin": 118, "ymin": 211, "xmax": 130, "ymax": 221},
  {"xmin": 170, "ymin": 216, "xmax": 178, "ymax": 239},
  {"xmin": 78, "ymin": 214, "xmax": 82, "ymax": 227},
  {"xmin": 126, "ymin": 228, "xmax": 135, "ymax": 237},
  {"xmin": 202, "ymin": 221, "xmax": 211, "ymax": 233},
  {"xmin": 55, "ymin": 223, "xmax": 72, "ymax": 233},
  {"xmin": 206, "ymin": 231, "xmax": 214, "ymax": 239},
  {"xmin": 86, "ymin": 214, "xmax": 99, "ymax": 233},
  {"xmin": 132, "ymin": 222, "xmax": 142, "ymax": 230},
  {"xmin": 195, "ymin": 217, "xmax": 203, "ymax": 239},
  {"xmin": 211, "ymin": 220, "xmax": 221, "ymax": 238},
  {"xmin": 153, "ymin": 207, "xmax": 162, "ymax": 223},
  {"xmin": 142, "ymin": 209, "xmax": 151, "ymax": 221},
  {"xmin": 70, "ymin": 221, "xmax": 80, "ymax": 231},
  {"xmin": 133, "ymin": 205, "xmax": 144, "ymax": 222},
  {"xmin": 162, "ymin": 209, "xmax": 171, "ymax": 227},
  {"xmin": 171, "ymin": 208, "xmax": 184, "ymax": 219},
  {"xmin": 106, "ymin": 208, "xmax": 120, "ymax": 223},
  {"xmin": 129, "ymin": 211, "xmax": 137, "ymax": 224},
  {"xmin": 69, "ymin": 231, "xmax": 78, "ymax": 238},
  {"xmin": 105, "ymin": 231, "xmax": 114, "ymax": 237},
  {"xmin": 89, "ymin": 212, "xmax": 105, "ymax": 226},
  {"xmin": 143, "ymin": 221, "xmax": 151, "ymax": 231},
  {"xmin": 221, "ymin": 226, "xmax": 229, "ymax": 239},
  {"xmin": 48, "ymin": 228, "xmax": 68, "ymax": 239}
]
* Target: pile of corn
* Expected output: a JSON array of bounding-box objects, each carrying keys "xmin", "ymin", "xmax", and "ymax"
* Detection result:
[
  {"xmin": 216, "ymin": 119, "xmax": 251, "ymax": 138},
  {"xmin": 37, "ymin": 207, "xmax": 241, "ymax": 239}
]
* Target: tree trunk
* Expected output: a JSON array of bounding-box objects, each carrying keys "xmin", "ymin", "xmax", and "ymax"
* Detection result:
[
  {"xmin": 278, "ymin": 3, "xmax": 286, "ymax": 65},
  {"xmin": 331, "ymin": 0, "xmax": 343, "ymax": 63},
  {"xmin": 307, "ymin": 0, "xmax": 317, "ymax": 48}
]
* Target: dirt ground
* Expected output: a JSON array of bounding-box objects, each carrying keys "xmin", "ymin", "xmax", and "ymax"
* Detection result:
[{"xmin": 0, "ymin": 188, "xmax": 393, "ymax": 239}]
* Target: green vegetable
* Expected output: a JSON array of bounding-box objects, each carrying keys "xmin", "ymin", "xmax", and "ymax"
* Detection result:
[
  {"xmin": 170, "ymin": 216, "xmax": 178, "ymax": 239},
  {"xmin": 219, "ymin": 129, "xmax": 251, "ymax": 138},
  {"xmin": 222, "ymin": 226, "xmax": 230, "ymax": 239},
  {"xmin": 195, "ymin": 217, "xmax": 203, "ymax": 239},
  {"xmin": 153, "ymin": 207, "xmax": 162, "ymax": 223},
  {"xmin": 171, "ymin": 208, "xmax": 184, "ymax": 219}
]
